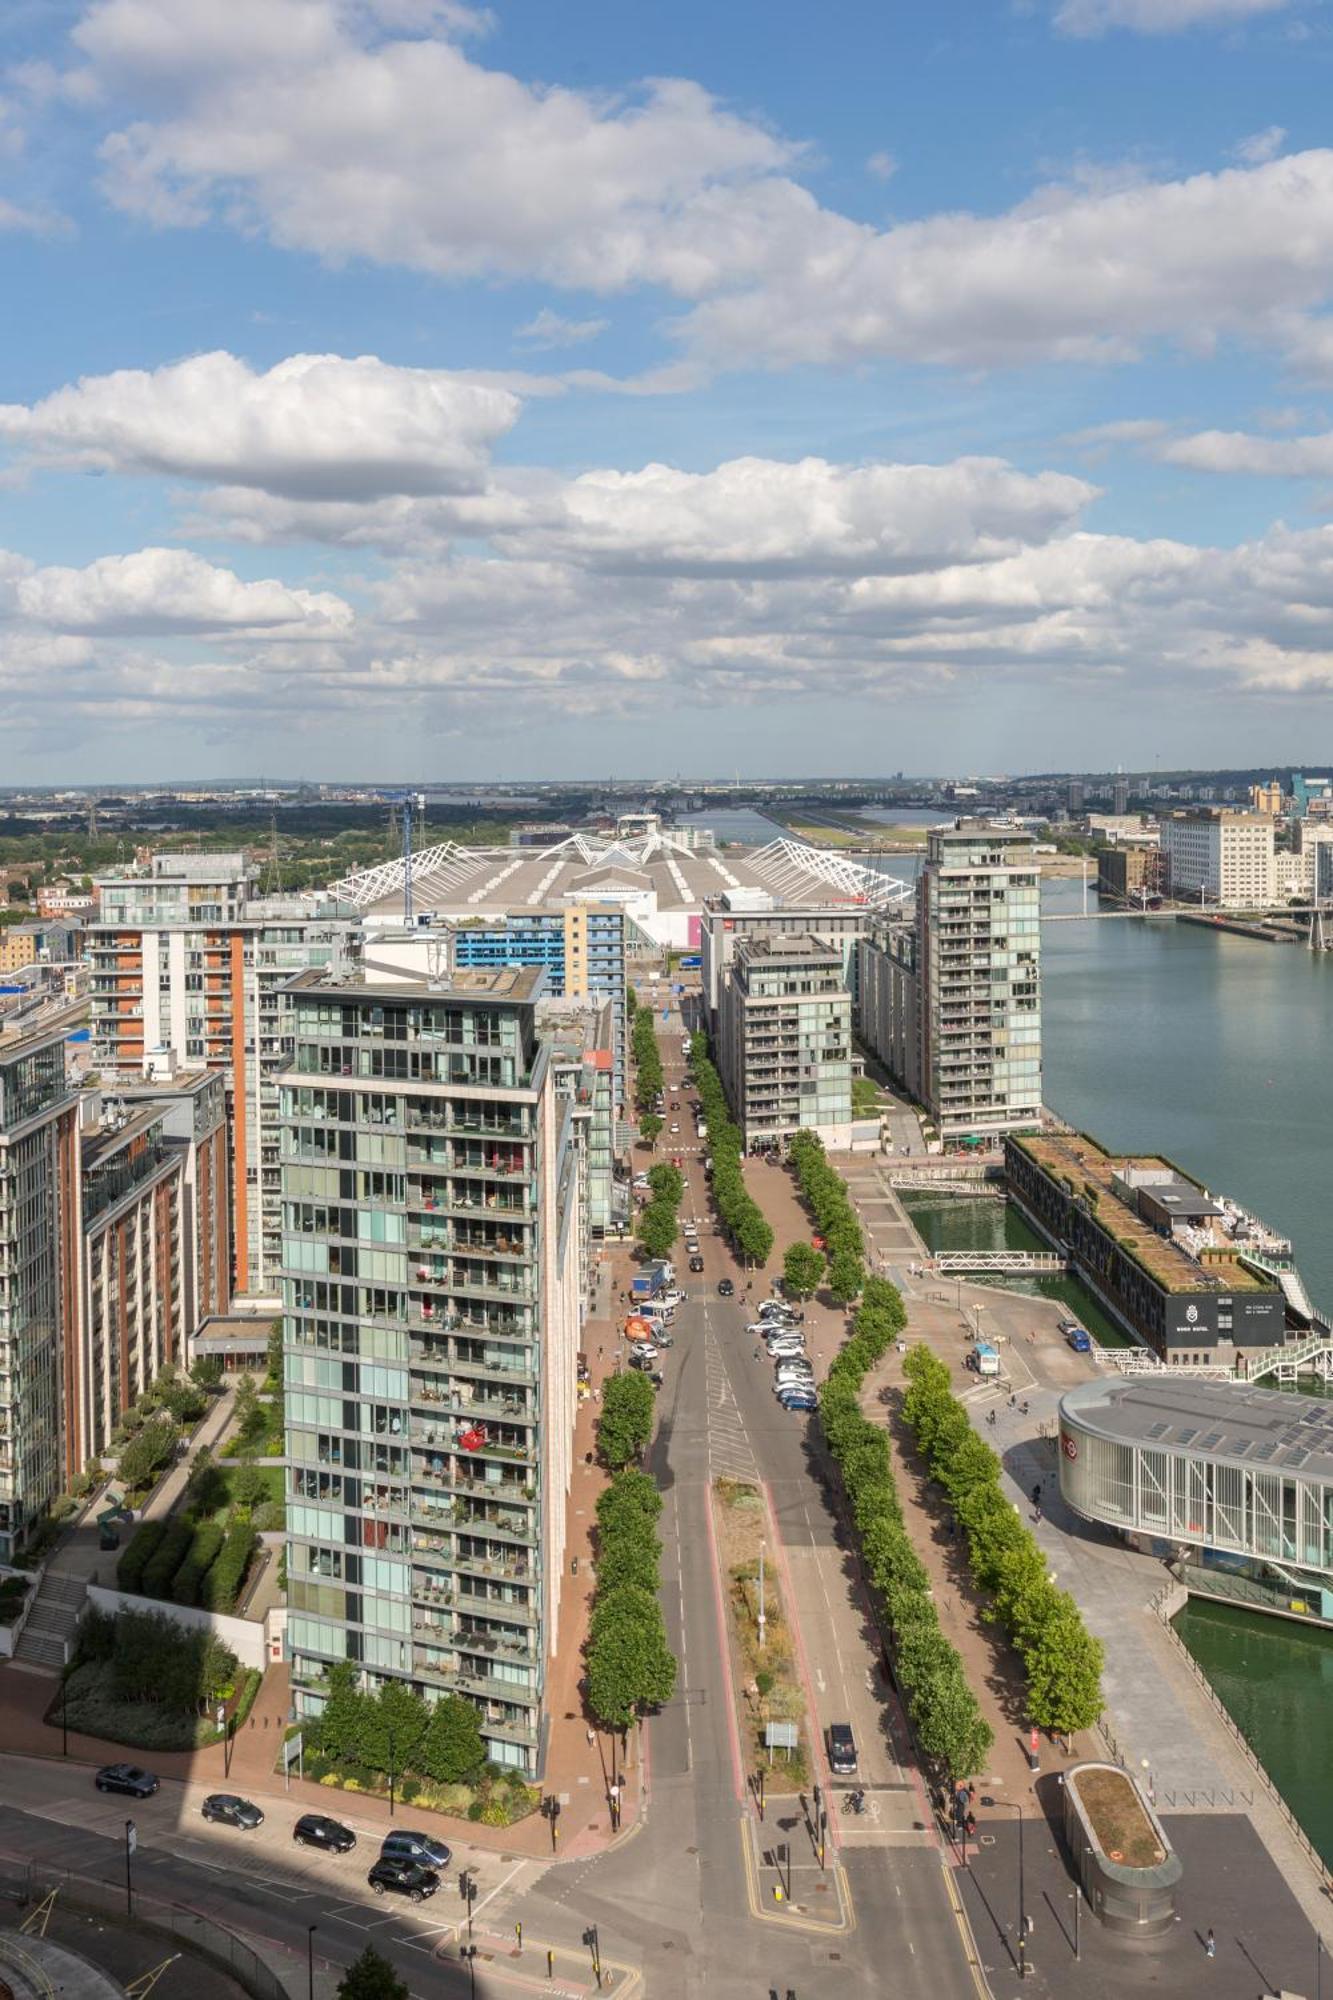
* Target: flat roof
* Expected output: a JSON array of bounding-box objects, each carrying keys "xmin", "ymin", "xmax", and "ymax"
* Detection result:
[
  {"xmin": 287, "ymin": 964, "xmax": 545, "ymax": 1003},
  {"xmin": 1013, "ymin": 1133, "xmax": 1268, "ymax": 1292},
  {"xmin": 1062, "ymin": 1377, "xmax": 1333, "ymax": 1480}
]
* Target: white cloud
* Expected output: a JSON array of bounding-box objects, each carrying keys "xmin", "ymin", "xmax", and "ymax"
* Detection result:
[
  {"xmin": 1235, "ymin": 124, "xmax": 1287, "ymax": 165},
  {"xmin": 866, "ymin": 151, "xmax": 897, "ymax": 181},
  {"xmin": 49, "ymin": 1, "xmax": 1333, "ymax": 381},
  {"xmin": 1160, "ymin": 427, "xmax": 1333, "ymax": 476},
  {"xmin": 0, "ymin": 351, "xmax": 519, "ymax": 499},
  {"xmin": 1054, "ymin": 0, "xmax": 1289, "ymax": 34},
  {"xmin": 8, "ymin": 546, "xmax": 353, "ymax": 635},
  {"xmin": 1062, "ymin": 418, "xmax": 1172, "ymax": 447},
  {"xmin": 514, "ymin": 308, "xmax": 609, "ymax": 349}
]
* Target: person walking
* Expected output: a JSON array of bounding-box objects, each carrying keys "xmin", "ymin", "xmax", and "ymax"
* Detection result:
[{"xmin": 1205, "ymin": 1929, "xmax": 1215, "ymax": 1958}]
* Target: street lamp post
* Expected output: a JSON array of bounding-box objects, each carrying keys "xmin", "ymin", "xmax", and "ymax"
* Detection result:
[
  {"xmin": 61, "ymin": 1640, "xmax": 69, "ymax": 1757},
  {"xmin": 307, "ymin": 1925, "xmax": 316, "ymax": 2000},
  {"xmin": 755, "ymin": 1766, "xmax": 766, "ymax": 1822},
  {"xmin": 387, "ymin": 1726, "xmax": 397, "ymax": 1819},
  {"xmin": 757, "ymin": 1539, "xmax": 767, "ymax": 1649},
  {"xmin": 124, "ymin": 1820, "xmax": 136, "ymax": 1919}
]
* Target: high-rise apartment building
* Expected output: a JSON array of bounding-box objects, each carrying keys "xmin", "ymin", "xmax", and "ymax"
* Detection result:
[
  {"xmin": 74, "ymin": 1102, "xmax": 186, "ymax": 1470},
  {"xmin": 699, "ymin": 896, "xmax": 870, "ymax": 1030},
  {"xmin": 0, "ymin": 1024, "xmax": 80, "ymax": 1560},
  {"xmin": 718, "ymin": 934, "xmax": 852, "ymax": 1153},
  {"xmin": 447, "ymin": 905, "xmax": 628, "ymax": 1114},
  {"xmin": 1161, "ymin": 810, "xmax": 1275, "ymax": 909},
  {"xmin": 90, "ymin": 855, "xmax": 360, "ymax": 1298},
  {"xmin": 279, "ymin": 965, "xmax": 582, "ymax": 1774},
  {"xmin": 101, "ymin": 1063, "xmax": 230, "ymax": 1335},
  {"xmin": 920, "ymin": 823, "xmax": 1041, "ymax": 1140}
]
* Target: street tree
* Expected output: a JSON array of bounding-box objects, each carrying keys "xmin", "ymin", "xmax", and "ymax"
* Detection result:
[
  {"xmin": 782, "ymin": 1242, "xmax": 824, "ymax": 1300},
  {"xmin": 827, "ymin": 1249, "xmax": 864, "ymax": 1306},
  {"xmin": 636, "ymin": 1201, "xmax": 677, "ymax": 1260},
  {"xmin": 419, "ymin": 1694, "xmax": 486, "ymax": 1784},
  {"xmin": 337, "ymin": 1948, "xmax": 410, "ymax": 2000},
  {"xmin": 597, "ymin": 1372, "xmax": 656, "ymax": 1470},
  {"xmin": 639, "ymin": 1113, "xmax": 663, "ymax": 1151}
]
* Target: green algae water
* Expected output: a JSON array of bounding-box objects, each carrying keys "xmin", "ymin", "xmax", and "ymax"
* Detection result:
[
  {"xmin": 898, "ymin": 1191, "xmax": 1130, "ymax": 1347},
  {"xmin": 1174, "ymin": 1598, "xmax": 1333, "ymax": 1867}
]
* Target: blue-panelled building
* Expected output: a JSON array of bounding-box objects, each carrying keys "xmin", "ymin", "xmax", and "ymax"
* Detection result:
[{"xmin": 450, "ymin": 905, "xmax": 628, "ymax": 1110}]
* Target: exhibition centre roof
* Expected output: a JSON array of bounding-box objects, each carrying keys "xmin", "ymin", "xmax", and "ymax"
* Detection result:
[{"xmin": 1061, "ymin": 1376, "xmax": 1333, "ymax": 1481}]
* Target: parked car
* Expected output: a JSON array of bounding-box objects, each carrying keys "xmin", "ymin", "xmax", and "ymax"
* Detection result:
[
  {"xmin": 775, "ymin": 1360, "xmax": 814, "ymax": 1381},
  {"xmin": 669, "ymin": 1123, "xmax": 680, "ymax": 1135},
  {"xmin": 689, "ymin": 1254, "xmax": 705, "ymax": 1273},
  {"xmin": 1063, "ymin": 1322, "xmax": 1092, "ymax": 1352},
  {"xmin": 778, "ymin": 1389, "xmax": 818, "ymax": 1412},
  {"xmin": 202, "ymin": 1794, "xmax": 265, "ymax": 1830},
  {"xmin": 294, "ymin": 1813, "xmax": 356, "ymax": 1853},
  {"xmin": 380, "ymin": 1830, "xmax": 452, "ymax": 1869},
  {"xmin": 775, "ymin": 1374, "xmax": 814, "ymax": 1395},
  {"xmin": 95, "ymin": 1764, "xmax": 159, "ymax": 1798},
  {"xmin": 717, "ymin": 1278, "xmax": 735, "ymax": 1297},
  {"xmin": 765, "ymin": 1334, "xmax": 807, "ymax": 1354},
  {"xmin": 628, "ymin": 1349, "xmax": 658, "ymax": 1371},
  {"xmin": 368, "ymin": 1858, "xmax": 440, "ymax": 1902},
  {"xmin": 658, "ymin": 1289, "xmax": 684, "ymax": 1308},
  {"xmin": 826, "ymin": 1723, "xmax": 858, "ymax": 1775}
]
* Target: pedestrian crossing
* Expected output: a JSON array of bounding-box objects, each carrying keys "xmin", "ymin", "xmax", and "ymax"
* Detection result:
[{"xmin": 705, "ymin": 1328, "xmax": 759, "ymax": 1483}]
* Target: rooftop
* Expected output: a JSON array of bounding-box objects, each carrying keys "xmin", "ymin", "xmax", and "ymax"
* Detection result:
[
  {"xmin": 1062, "ymin": 1376, "xmax": 1333, "ymax": 1481},
  {"xmin": 286, "ymin": 963, "xmax": 547, "ymax": 1004},
  {"xmin": 1012, "ymin": 1133, "xmax": 1269, "ymax": 1292}
]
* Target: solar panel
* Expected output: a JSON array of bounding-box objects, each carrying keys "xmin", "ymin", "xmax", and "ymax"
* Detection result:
[
  {"xmin": 1227, "ymin": 1439, "xmax": 1252, "ymax": 1456},
  {"xmin": 1283, "ymin": 1449, "xmax": 1309, "ymax": 1469},
  {"xmin": 1197, "ymin": 1432, "xmax": 1223, "ymax": 1450},
  {"xmin": 1145, "ymin": 1422, "xmax": 1169, "ymax": 1440},
  {"xmin": 1175, "ymin": 1427, "xmax": 1198, "ymax": 1445},
  {"xmin": 1251, "ymin": 1442, "xmax": 1276, "ymax": 1461}
]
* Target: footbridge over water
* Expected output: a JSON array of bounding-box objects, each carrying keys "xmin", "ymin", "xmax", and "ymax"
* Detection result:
[{"xmin": 929, "ymin": 1250, "xmax": 1067, "ymax": 1273}]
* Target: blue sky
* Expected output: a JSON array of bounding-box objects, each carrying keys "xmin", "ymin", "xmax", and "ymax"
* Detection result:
[{"xmin": 3, "ymin": 0, "xmax": 1333, "ymax": 781}]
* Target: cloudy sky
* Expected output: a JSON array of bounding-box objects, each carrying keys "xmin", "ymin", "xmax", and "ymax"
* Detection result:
[{"xmin": 3, "ymin": 0, "xmax": 1333, "ymax": 780}]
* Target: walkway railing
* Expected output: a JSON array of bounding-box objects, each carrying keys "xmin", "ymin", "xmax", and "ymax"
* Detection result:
[{"xmin": 929, "ymin": 1251, "xmax": 1067, "ymax": 1273}]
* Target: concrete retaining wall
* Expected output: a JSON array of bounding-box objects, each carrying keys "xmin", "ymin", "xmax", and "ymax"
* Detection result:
[{"xmin": 87, "ymin": 1584, "xmax": 267, "ymax": 1669}]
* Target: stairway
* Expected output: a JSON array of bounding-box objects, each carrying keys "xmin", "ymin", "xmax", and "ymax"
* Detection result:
[{"xmin": 14, "ymin": 1568, "xmax": 87, "ymax": 1670}]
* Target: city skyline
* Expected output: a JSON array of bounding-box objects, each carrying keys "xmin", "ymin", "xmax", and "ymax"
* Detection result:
[{"xmin": 4, "ymin": 0, "xmax": 1333, "ymax": 778}]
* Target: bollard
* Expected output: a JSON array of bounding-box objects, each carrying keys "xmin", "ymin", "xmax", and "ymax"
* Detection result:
[
  {"xmin": 546, "ymin": 1949, "xmax": 554, "ymax": 1981},
  {"xmin": 515, "ymin": 1922, "xmax": 522, "ymax": 1954}
]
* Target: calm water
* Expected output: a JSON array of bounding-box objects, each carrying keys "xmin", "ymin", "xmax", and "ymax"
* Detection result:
[
  {"xmin": 899, "ymin": 1192, "xmax": 1131, "ymax": 1345},
  {"xmin": 1174, "ymin": 1600, "xmax": 1333, "ymax": 1864},
  {"xmin": 674, "ymin": 806, "xmax": 787, "ymax": 845},
  {"xmin": 1040, "ymin": 877, "xmax": 1333, "ymax": 1310}
]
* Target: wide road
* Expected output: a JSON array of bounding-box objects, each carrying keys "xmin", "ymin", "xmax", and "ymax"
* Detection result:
[{"xmin": 509, "ymin": 982, "xmax": 980, "ymax": 1997}]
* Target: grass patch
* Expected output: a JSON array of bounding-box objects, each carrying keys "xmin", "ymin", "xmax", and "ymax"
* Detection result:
[
  {"xmin": 1071, "ymin": 1766, "xmax": 1166, "ymax": 1869},
  {"xmin": 851, "ymin": 1077, "xmax": 883, "ymax": 1118},
  {"xmin": 713, "ymin": 1477, "xmax": 811, "ymax": 1790}
]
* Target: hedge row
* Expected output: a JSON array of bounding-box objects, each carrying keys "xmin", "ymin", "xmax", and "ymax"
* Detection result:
[
  {"xmin": 819, "ymin": 1277, "xmax": 994, "ymax": 1780},
  {"xmin": 631, "ymin": 1008, "xmax": 663, "ymax": 1111},
  {"xmin": 690, "ymin": 1035, "xmax": 774, "ymax": 1266},
  {"xmin": 205, "ymin": 1517, "xmax": 258, "ymax": 1613},
  {"xmin": 116, "ymin": 1519, "xmax": 166, "ymax": 1595},
  {"xmin": 140, "ymin": 1516, "xmax": 195, "ymax": 1601},
  {"xmin": 901, "ymin": 1347, "xmax": 1104, "ymax": 1737},
  {"xmin": 789, "ymin": 1129, "xmax": 865, "ymax": 1304},
  {"xmin": 172, "ymin": 1520, "xmax": 226, "ymax": 1606}
]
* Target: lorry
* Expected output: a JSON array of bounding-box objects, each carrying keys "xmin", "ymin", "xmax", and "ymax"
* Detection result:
[{"xmin": 630, "ymin": 1259, "xmax": 676, "ymax": 1298}]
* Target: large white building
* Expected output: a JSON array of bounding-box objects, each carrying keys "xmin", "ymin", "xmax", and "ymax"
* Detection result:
[{"xmin": 1160, "ymin": 811, "xmax": 1275, "ymax": 909}]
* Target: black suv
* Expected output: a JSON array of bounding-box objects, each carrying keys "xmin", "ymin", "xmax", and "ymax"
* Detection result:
[
  {"xmin": 201, "ymin": 1793, "xmax": 265, "ymax": 1830},
  {"xmin": 368, "ymin": 1857, "xmax": 440, "ymax": 1902},
  {"xmin": 717, "ymin": 1278, "xmax": 735, "ymax": 1297},
  {"xmin": 827, "ymin": 1723, "xmax": 858, "ymax": 1776},
  {"xmin": 294, "ymin": 1813, "xmax": 356, "ymax": 1853},
  {"xmin": 95, "ymin": 1764, "xmax": 159, "ymax": 1798}
]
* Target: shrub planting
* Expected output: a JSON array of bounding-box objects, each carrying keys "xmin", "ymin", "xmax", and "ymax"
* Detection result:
[{"xmin": 140, "ymin": 1516, "xmax": 195, "ymax": 1601}]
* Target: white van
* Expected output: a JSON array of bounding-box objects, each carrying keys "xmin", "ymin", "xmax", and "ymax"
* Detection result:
[{"xmin": 639, "ymin": 1299, "xmax": 676, "ymax": 1325}]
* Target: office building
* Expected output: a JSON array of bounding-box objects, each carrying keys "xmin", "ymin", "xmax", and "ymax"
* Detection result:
[
  {"xmin": 449, "ymin": 905, "xmax": 629, "ymax": 1113},
  {"xmin": 90, "ymin": 855, "xmax": 360, "ymax": 1298},
  {"xmin": 74, "ymin": 1100, "xmax": 187, "ymax": 1470},
  {"xmin": 1161, "ymin": 810, "xmax": 1275, "ymax": 909},
  {"xmin": 913, "ymin": 821, "xmax": 1041, "ymax": 1142},
  {"xmin": 1096, "ymin": 845, "xmax": 1163, "ymax": 906},
  {"xmin": 718, "ymin": 934, "xmax": 852, "ymax": 1153},
  {"xmin": 1066, "ymin": 780, "xmax": 1085, "ymax": 815},
  {"xmin": 1112, "ymin": 775, "xmax": 1130, "ymax": 816},
  {"xmin": 0, "ymin": 1024, "xmax": 80, "ymax": 1560},
  {"xmin": 280, "ymin": 964, "xmax": 582, "ymax": 1774}
]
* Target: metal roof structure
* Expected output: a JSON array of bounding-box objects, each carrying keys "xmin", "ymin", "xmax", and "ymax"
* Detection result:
[
  {"xmin": 330, "ymin": 830, "xmax": 912, "ymax": 922},
  {"xmin": 1061, "ymin": 1376, "xmax": 1333, "ymax": 1481}
]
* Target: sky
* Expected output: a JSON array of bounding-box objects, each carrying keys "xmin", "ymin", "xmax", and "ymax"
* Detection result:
[{"xmin": 4, "ymin": 1, "xmax": 1333, "ymax": 781}]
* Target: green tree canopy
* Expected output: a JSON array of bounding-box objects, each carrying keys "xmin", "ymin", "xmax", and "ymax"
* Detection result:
[
  {"xmin": 597, "ymin": 1371, "xmax": 656, "ymax": 1470},
  {"xmin": 337, "ymin": 1948, "xmax": 410, "ymax": 2000},
  {"xmin": 419, "ymin": 1694, "xmax": 486, "ymax": 1784},
  {"xmin": 782, "ymin": 1242, "xmax": 824, "ymax": 1300}
]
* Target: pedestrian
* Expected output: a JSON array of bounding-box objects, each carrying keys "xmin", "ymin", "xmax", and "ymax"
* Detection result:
[
  {"xmin": 1205, "ymin": 1929, "xmax": 1215, "ymax": 1958},
  {"xmin": 586, "ymin": 1726, "xmax": 595, "ymax": 1746},
  {"xmin": 1009, "ymin": 1393, "xmax": 1017, "ymax": 1408},
  {"xmin": 1032, "ymin": 1481, "xmax": 1042, "ymax": 1507}
]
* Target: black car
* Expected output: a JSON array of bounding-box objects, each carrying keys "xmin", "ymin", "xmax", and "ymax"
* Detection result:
[
  {"xmin": 717, "ymin": 1278, "xmax": 735, "ymax": 1297},
  {"xmin": 689, "ymin": 1254, "xmax": 705, "ymax": 1273},
  {"xmin": 826, "ymin": 1723, "xmax": 858, "ymax": 1776},
  {"xmin": 95, "ymin": 1763, "xmax": 159, "ymax": 1798},
  {"xmin": 368, "ymin": 1857, "xmax": 440, "ymax": 1902},
  {"xmin": 294, "ymin": 1813, "xmax": 356, "ymax": 1853},
  {"xmin": 202, "ymin": 1793, "xmax": 265, "ymax": 1830}
]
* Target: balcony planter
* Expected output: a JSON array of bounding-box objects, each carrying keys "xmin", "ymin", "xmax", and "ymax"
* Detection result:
[{"xmin": 1061, "ymin": 1762, "xmax": 1181, "ymax": 1939}]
